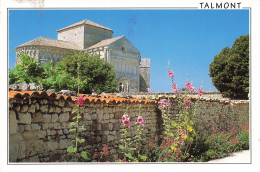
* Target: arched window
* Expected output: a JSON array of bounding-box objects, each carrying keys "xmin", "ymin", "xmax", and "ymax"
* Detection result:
[{"xmin": 121, "ymin": 45, "xmax": 126, "ymax": 53}]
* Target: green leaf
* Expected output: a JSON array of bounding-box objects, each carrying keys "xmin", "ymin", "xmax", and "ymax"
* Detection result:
[
  {"xmin": 81, "ymin": 126, "xmax": 87, "ymax": 131},
  {"xmin": 69, "ymin": 122, "xmax": 76, "ymax": 127},
  {"xmin": 125, "ymin": 153, "xmax": 133, "ymax": 159},
  {"xmin": 76, "ymin": 137, "xmax": 85, "ymax": 143},
  {"xmin": 129, "ymin": 148, "xmax": 136, "ymax": 151},
  {"xmin": 72, "ymin": 108, "xmax": 78, "ymax": 114},
  {"xmin": 138, "ymin": 155, "xmax": 147, "ymax": 161},
  {"xmin": 69, "ymin": 128, "xmax": 76, "ymax": 132},
  {"xmin": 119, "ymin": 145, "xmax": 124, "ymax": 150},
  {"xmin": 67, "ymin": 146, "xmax": 77, "ymax": 153},
  {"xmin": 171, "ymin": 121, "xmax": 177, "ymax": 127},
  {"xmin": 81, "ymin": 151, "xmax": 90, "ymax": 160}
]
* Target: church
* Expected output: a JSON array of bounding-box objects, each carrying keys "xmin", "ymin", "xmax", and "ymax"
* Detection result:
[{"xmin": 15, "ymin": 20, "xmax": 150, "ymax": 93}]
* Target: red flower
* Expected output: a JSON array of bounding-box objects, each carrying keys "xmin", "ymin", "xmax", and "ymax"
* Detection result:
[{"xmin": 76, "ymin": 95, "xmax": 84, "ymax": 106}]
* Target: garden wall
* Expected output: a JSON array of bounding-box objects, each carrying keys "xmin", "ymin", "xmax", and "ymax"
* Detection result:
[{"xmin": 9, "ymin": 91, "xmax": 249, "ymax": 162}]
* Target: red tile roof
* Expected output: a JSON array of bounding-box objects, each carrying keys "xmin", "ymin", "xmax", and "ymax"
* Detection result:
[{"xmin": 9, "ymin": 91, "xmax": 156, "ymax": 104}]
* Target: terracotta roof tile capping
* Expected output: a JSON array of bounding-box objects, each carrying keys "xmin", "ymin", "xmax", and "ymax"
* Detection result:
[{"xmin": 9, "ymin": 91, "xmax": 156, "ymax": 104}]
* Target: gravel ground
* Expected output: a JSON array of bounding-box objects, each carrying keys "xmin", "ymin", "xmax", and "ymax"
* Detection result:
[{"xmin": 207, "ymin": 150, "xmax": 250, "ymax": 163}]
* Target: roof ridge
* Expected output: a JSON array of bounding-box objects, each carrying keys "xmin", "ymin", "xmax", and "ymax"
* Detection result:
[
  {"xmin": 57, "ymin": 19, "xmax": 113, "ymax": 32},
  {"xmin": 86, "ymin": 35, "xmax": 124, "ymax": 50}
]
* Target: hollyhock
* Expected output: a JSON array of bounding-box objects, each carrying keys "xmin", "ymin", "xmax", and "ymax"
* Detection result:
[
  {"xmin": 76, "ymin": 95, "xmax": 84, "ymax": 106},
  {"xmin": 178, "ymin": 129, "xmax": 182, "ymax": 135},
  {"xmin": 182, "ymin": 130, "xmax": 187, "ymax": 136},
  {"xmin": 180, "ymin": 139, "xmax": 184, "ymax": 145},
  {"xmin": 185, "ymin": 81, "xmax": 191, "ymax": 90},
  {"xmin": 168, "ymin": 70, "xmax": 174, "ymax": 78},
  {"xmin": 171, "ymin": 84, "xmax": 177, "ymax": 92},
  {"xmin": 198, "ymin": 88, "xmax": 203, "ymax": 96},
  {"xmin": 165, "ymin": 101, "xmax": 171, "ymax": 108},
  {"xmin": 184, "ymin": 99, "xmax": 190, "ymax": 107},
  {"xmin": 190, "ymin": 86, "xmax": 195, "ymax": 93},
  {"xmin": 123, "ymin": 119, "xmax": 130, "ymax": 127},
  {"xmin": 135, "ymin": 116, "xmax": 144, "ymax": 126},
  {"xmin": 121, "ymin": 114, "xmax": 130, "ymax": 123},
  {"xmin": 158, "ymin": 102, "xmax": 165, "ymax": 108}
]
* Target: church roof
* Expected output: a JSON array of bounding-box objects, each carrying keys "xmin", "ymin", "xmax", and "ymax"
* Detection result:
[
  {"xmin": 57, "ymin": 20, "xmax": 113, "ymax": 33},
  {"xmin": 140, "ymin": 59, "xmax": 150, "ymax": 68},
  {"xmin": 86, "ymin": 36, "xmax": 124, "ymax": 50},
  {"xmin": 15, "ymin": 37, "xmax": 81, "ymax": 50}
]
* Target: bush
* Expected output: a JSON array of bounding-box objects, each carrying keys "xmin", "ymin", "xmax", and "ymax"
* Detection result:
[
  {"xmin": 9, "ymin": 54, "xmax": 45, "ymax": 85},
  {"xmin": 209, "ymin": 35, "xmax": 249, "ymax": 100},
  {"xmin": 59, "ymin": 51, "xmax": 118, "ymax": 94}
]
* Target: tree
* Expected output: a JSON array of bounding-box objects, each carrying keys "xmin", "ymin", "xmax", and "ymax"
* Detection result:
[
  {"xmin": 9, "ymin": 54, "xmax": 45, "ymax": 85},
  {"xmin": 209, "ymin": 35, "xmax": 249, "ymax": 100},
  {"xmin": 59, "ymin": 51, "xmax": 118, "ymax": 94}
]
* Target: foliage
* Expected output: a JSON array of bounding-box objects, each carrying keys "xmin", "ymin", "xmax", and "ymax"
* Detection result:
[
  {"xmin": 60, "ymin": 51, "xmax": 118, "ymax": 94},
  {"xmin": 42, "ymin": 62, "xmax": 79, "ymax": 91},
  {"xmin": 9, "ymin": 54, "xmax": 45, "ymax": 85},
  {"xmin": 209, "ymin": 35, "xmax": 249, "ymax": 100},
  {"xmin": 190, "ymin": 122, "xmax": 249, "ymax": 162}
]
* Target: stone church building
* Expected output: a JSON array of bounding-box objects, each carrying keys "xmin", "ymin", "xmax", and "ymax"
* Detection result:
[{"xmin": 15, "ymin": 20, "xmax": 150, "ymax": 93}]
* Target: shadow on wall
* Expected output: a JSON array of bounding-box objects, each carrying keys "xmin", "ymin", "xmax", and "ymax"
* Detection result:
[{"xmin": 139, "ymin": 75, "xmax": 148, "ymax": 92}]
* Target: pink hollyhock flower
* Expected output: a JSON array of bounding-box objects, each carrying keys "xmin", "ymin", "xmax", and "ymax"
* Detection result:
[
  {"xmin": 176, "ymin": 152, "xmax": 179, "ymax": 157},
  {"xmin": 135, "ymin": 116, "xmax": 144, "ymax": 126},
  {"xmin": 182, "ymin": 130, "xmax": 187, "ymax": 136},
  {"xmin": 155, "ymin": 136, "xmax": 159, "ymax": 140},
  {"xmin": 77, "ymin": 95, "xmax": 84, "ymax": 106},
  {"xmin": 136, "ymin": 145, "xmax": 139, "ymax": 149},
  {"xmin": 190, "ymin": 86, "xmax": 195, "ymax": 93},
  {"xmin": 166, "ymin": 154, "xmax": 171, "ymax": 158},
  {"xmin": 168, "ymin": 70, "xmax": 174, "ymax": 78},
  {"xmin": 166, "ymin": 101, "xmax": 171, "ymax": 108},
  {"xmin": 152, "ymin": 150, "xmax": 156, "ymax": 153},
  {"xmin": 171, "ymin": 84, "xmax": 177, "ymax": 92},
  {"xmin": 123, "ymin": 119, "xmax": 130, "ymax": 127},
  {"xmin": 159, "ymin": 156, "xmax": 163, "ymax": 161},
  {"xmin": 158, "ymin": 102, "xmax": 165, "ymax": 108},
  {"xmin": 121, "ymin": 114, "xmax": 130, "ymax": 123},
  {"xmin": 166, "ymin": 143, "xmax": 169, "ymax": 147},
  {"xmin": 178, "ymin": 129, "xmax": 182, "ymax": 135},
  {"xmin": 185, "ymin": 81, "xmax": 191, "ymax": 89},
  {"xmin": 180, "ymin": 139, "xmax": 184, "ymax": 145},
  {"xmin": 184, "ymin": 99, "xmax": 190, "ymax": 107},
  {"xmin": 121, "ymin": 159, "xmax": 126, "ymax": 162},
  {"xmin": 198, "ymin": 88, "xmax": 203, "ymax": 96},
  {"xmin": 178, "ymin": 158, "xmax": 181, "ymax": 161}
]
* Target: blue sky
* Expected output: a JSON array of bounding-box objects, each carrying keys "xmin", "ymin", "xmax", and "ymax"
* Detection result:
[{"xmin": 8, "ymin": 9, "xmax": 249, "ymax": 92}]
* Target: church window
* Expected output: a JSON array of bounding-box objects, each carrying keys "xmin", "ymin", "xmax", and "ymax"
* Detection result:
[{"xmin": 121, "ymin": 45, "xmax": 126, "ymax": 53}]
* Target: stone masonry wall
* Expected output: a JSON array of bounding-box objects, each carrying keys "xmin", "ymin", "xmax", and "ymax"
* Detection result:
[
  {"xmin": 9, "ymin": 95, "xmax": 159, "ymax": 162},
  {"xmin": 9, "ymin": 92, "xmax": 249, "ymax": 163}
]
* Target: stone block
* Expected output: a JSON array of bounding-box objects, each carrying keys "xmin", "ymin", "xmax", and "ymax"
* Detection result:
[
  {"xmin": 61, "ymin": 122, "xmax": 70, "ymax": 129},
  {"xmin": 23, "ymin": 130, "xmax": 46, "ymax": 140},
  {"xmin": 56, "ymin": 129, "xmax": 63, "ymax": 135},
  {"xmin": 103, "ymin": 113, "xmax": 110, "ymax": 120},
  {"xmin": 46, "ymin": 129, "xmax": 56, "ymax": 136},
  {"xmin": 25, "ymin": 140, "xmax": 46, "ymax": 157},
  {"xmin": 47, "ymin": 141, "xmax": 59, "ymax": 151},
  {"xmin": 55, "ymin": 107, "xmax": 61, "ymax": 113},
  {"xmin": 62, "ymin": 107, "xmax": 71, "ymax": 112},
  {"xmin": 107, "ymin": 135, "xmax": 115, "ymax": 142},
  {"xmin": 63, "ymin": 128, "xmax": 69, "ymax": 134},
  {"xmin": 17, "ymin": 125, "xmax": 24, "ymax": 133},
  {"xmin": 42, "ymin": 123, "xmax": 49, "ymax": 130},
  {"xmin": 24, "ymin": 125, "xmax": 31, "ymax": 131},
  {"xmin": 58, "ymin": 100, "xmax": 65, "ymax": 107},
  {"xmin": 52, "ymin": 122, "xmax": 61, "ymax": 129},
  {"xmin": 31, "ymin": 124, "xmax": 41, "ymax": 131},
  {"xmin": 18, "ymin": 112, "xmax": 31, "ymax": 124},
  {"xmin": 92, "ymin": 114, "xmax": 97, "ymax": 120},
  {"xmin": 59, "ymin": 112, "xmax": 69, "ymax": 122},
  {"xmin": 28, "ymin": 104, "xmax": 36, "ymax": 113},
  {"xmin": 48, "ymin": 106, "xmax": 54, "ymax": 113},
  {"xmin": 58, "ymin": 139, "xmax": 73, "ymax": 149},
  {"xmin": 9, "ymin": 133, "xmax": 25, "ymax": 162},
  {"xmin": 40, "ymin": 105, "xmax": 48, "ymax": 113},
  {"xmin": 51, "ymin": 114, "xmax": 59, "ymax": 122},
  {"xmin": 9, "ymin": 110, "xmax": 18, "ymax": 134},
  {"xmin": 20, "ymin": 105, "xmax": 28, "ymax": 113},
  {"xmin": 42, "ymin": 114, "xmax": 51, "ymax": 123},
  {"xmin": 108, "ymin": 123, "xmax": 113, "ymax": 130},
  {"xmin": 83, "ymin": 113, "xmax": 92, "ymax": 120},
  {"xmin": 40, "ymin": 99, "xmax": 48, "ymax": 105}
]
